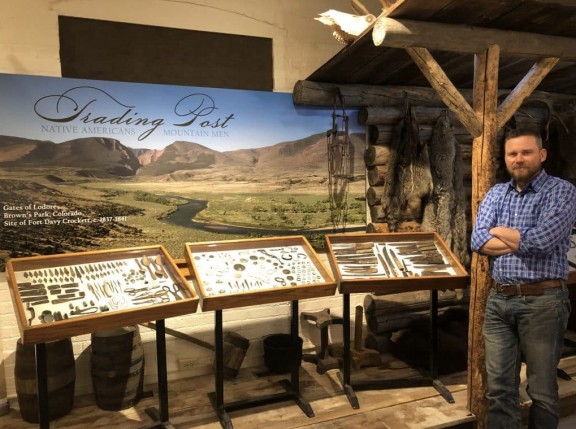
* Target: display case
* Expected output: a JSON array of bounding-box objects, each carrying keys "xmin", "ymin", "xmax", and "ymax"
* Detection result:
[
  {"xmin": 7, "ymin": 245, "xmax": 199, "ymax": 344},
  {"xmin": 184, "ymin": 236, "xmax": 336, "ymax": 311},
  {"xmin": 325, "ymin": 231, "xmax": 469, "ymax": 294},
  {"xmin": 325, "ymin": 232, "xmax": 468, "ymax": 409},
  {"xmin": 184, "ymin": 236, "xmax": 336, "ymax": 427}
]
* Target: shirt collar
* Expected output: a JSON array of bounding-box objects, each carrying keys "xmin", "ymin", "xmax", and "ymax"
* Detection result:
[{"xmin": 508, "ymin": 169, "xmax": 547, "ymax": 193}]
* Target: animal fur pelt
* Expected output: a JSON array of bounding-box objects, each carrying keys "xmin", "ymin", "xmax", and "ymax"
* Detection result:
[
  {"xmin": 421, "ymin": 111, "xmax": 469, "ymax": 266},
  {"xmin": 452, "ymin": 135, "xmax": 470, "ymax": 266},
  {"xmin": 387, "ymin": 107, "xmax": 433, "ymax": 231},
  {"xmin": 378, "ymin": 114, "xmax": 403, "ymax": 223},
  {"xmin": 421, "ymin": 111, "xmax": 455, "ymax": 242}
]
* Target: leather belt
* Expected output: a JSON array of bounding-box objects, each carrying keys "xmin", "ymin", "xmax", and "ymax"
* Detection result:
[{"xmin": 492, "ymin": 279, "xmax": 565, "ymax": 297}]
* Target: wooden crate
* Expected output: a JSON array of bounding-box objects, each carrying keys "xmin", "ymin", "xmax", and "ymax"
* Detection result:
[
  {"xmin": 6, "ymin": 245, "xmax": 199, "ymax": 344},
  {"xmin": 184, "ymin": 236, "xmax": 336, "ymax": 311},
  {"xmin": 325, "ymin": 232, "xmax": 469, "ymax": 294}
]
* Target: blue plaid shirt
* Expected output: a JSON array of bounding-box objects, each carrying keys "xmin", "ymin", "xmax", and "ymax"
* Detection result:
[{"xmin": 471, "ymin": 170, "xmax": 576, "ymax": 284}]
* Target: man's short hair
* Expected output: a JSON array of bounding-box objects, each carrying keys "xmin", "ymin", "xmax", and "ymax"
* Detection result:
[{"xmin": 505, "ymin": 128, "xmax": 543, "ymax": 149}]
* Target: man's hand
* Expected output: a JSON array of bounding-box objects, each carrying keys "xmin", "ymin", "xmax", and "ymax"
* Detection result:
[
  {"xmin": 479, "ymin": 227, "xmax": 521, "ymax": 256},
  {"xmin": 479, "ymin": 237, "xmax": 513, "ymax": 256},
  {"xmin": 490, "ymin": 226, "xmax": 521, "ymax": 251}
]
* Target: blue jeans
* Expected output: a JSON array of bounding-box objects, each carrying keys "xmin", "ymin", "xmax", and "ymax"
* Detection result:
[{"xmin": 483, "ymin": 285, "xmax": 571, "ymax": 429}]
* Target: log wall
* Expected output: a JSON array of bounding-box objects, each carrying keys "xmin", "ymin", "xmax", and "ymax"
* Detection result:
[
  {"xmin": 360, "ymin": 104, "xmax": 546, "ymax": 344},
  {"xmin": 293, "ymin": 80, "xmax": 572, "ymax": 351},
  {"xmin": 361, "ymin": 104, "xmax": 547, "ymax": 236}
]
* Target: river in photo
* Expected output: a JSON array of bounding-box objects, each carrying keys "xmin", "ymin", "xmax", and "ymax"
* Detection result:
[{"xmin": 163, "ymin": 197, "xmax": 362, "ymax": 236}]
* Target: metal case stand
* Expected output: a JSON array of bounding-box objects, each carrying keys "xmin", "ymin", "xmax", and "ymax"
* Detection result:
[
  {"xmin": 140, "ymin": 320, "xmax": 177, "ymax": 429},
  {"xmin": 324, "ymin": 232, "xmax": 469, "ymax": 410},
  {"xmin": 339, "ymin": 290, "xmax": 454, "ymax": 410},
  {"xmin": 208, "ymin": 301, "xmax": 314, "ymax": 429}
]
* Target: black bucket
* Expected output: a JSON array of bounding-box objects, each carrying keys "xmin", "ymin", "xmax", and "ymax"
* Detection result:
[
  {"xmin": 91, "ymin": 325, "xmax": 144, "ymax": 411},
  {"xmin": 263, "ymin": 334, "xmax": 303, "ymax": 374},
  {"xmin": 15, "ymin": 337, "xmax": 75, "ymax": 423}
]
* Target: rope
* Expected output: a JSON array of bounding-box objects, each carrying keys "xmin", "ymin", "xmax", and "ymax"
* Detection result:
[{"xmin": 327, "ymin": 88, "xmax": 351, "ymax": 232}]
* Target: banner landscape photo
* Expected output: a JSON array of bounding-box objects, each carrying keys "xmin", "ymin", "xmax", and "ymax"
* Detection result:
[{"xmin": 0, "ymin": 74, "xmax": 366, "ymax": 269}]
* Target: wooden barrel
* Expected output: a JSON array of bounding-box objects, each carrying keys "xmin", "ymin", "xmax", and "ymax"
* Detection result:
[
  {"xmin": 14, "ymin": 337, "xmax": 75, "ymax": 423},
  {"xmin": 91, "ymin": 326, "xmax": 144, "ymax": 411},
  {"xmin": 222, "ymin": 331, "xmax": 250, "ymax": 379}
]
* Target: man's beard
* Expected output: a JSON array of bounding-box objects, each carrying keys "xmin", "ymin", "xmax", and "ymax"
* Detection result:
[{"xmin": 508, "ymin": 165, "xmax": 540, "ymax": 184}]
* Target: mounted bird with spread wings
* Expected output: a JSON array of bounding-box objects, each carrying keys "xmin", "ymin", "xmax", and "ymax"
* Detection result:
[{"xmin": 315, "ymin": 0, "xmax": 390, "ymax": 44}]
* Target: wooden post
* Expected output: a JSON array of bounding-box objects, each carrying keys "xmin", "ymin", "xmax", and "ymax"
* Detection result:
[
  {"xmin": 468, "ymin": 44, "xmax": 501, "ymax": 428},
  {"xmin": 467, "ymin": 46, "xmax": 559, "ymax": 428}
]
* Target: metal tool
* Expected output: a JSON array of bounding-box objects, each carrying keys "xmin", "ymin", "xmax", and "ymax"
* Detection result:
[
  {"xmin": 26, "ymin": 303, "xmax": 35, "ymax": 325},
  {"xmin": 386, "ymin": 246, "xmax": 406, "ymax": 277},
  {"xmin": 382, "ymin": 246, "xmax": 401, "ymax": 277},
  {"xmin": 162, "ymin": 284, "xmax": 181, "ymax": 300},
  {"xmin": 377, "ymin": 251, "xmax": 392, "ymax": 277},
  {"xmin": 19, "ymin": 289, "xmax": 47, "ymax": 297}
]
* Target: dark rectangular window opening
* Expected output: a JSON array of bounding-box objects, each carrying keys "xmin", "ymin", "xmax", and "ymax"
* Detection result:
[{"xmin": 59, "ymin": 16, "xmax": 273, "ymax": 91}]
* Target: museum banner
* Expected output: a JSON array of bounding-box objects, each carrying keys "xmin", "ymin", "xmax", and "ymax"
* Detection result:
[{"xmin": 0, "ymin": 74, "xmax": 365, "ymax": 268}]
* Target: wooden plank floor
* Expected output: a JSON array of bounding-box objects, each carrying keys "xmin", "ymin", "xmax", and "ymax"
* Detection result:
[{"xmin": 2, "ymin": 353, "xmax": 576, "ymax": 429}]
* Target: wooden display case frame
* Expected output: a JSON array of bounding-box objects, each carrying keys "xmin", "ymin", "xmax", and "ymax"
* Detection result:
[
  {"xmin": 7, "ymin": 245, "xmax": 199, "ymax": 344},
  {"xmin": 325, "ymin": 231, "xmax": 469, "ymax": 294},
  {"xmin": 184, "ymin": 235, "xmax": 336, "ymax": 311},
  {"xmin": 184, "ymin": 236, "xmax": 335, "ymax": 428},
  {"xmin": 325, "ymin": 231, "xmax": 468, "ymax": 409}
]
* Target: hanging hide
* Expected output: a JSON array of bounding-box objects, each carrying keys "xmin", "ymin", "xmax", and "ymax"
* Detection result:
[
  {"xmin": 388, "ymin": 107, "xmax": 433, "ymax": 231},
  {"xmin": 377, "ymin": 113, "xmax": 403, "ymax": 223},
  {"xmin": 421, "ymin": 111, "xmax": 469, "ymax": 266},
  {"xmin": 421, "ymin": 111, "xmax": 455, "ymax": 243},
  {"xmin": 451, "ymin": 128, "xmax": 470, "ymax": 266}
]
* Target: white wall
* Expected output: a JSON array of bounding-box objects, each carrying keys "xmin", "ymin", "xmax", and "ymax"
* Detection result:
[
  {"xmin": 0, "ymin": 0, "xmax": 385, "ymax": 402},
  {"xmin": 0, "ymin": 0, "xmax": 384, "ymax": 92}
]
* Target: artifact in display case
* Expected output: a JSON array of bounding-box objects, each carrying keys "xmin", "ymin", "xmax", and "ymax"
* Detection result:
[
  {"xmin": 325, "ymin": 232, "xmax": 468, "ymax": 294},
  {"xmin": 184, "ymin": 236, "xmax": 336, "ymax": 311},
  {"xmin": 7, "ymin": 246, "xmax": 199, "ymax": 344}
]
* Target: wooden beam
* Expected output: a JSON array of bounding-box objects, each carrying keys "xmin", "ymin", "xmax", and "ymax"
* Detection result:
[
  {"xmin": 372, "ymin": 17, "xmax": 576, "ymax": 60},
  {"xmin": 468, "ymin": 44, "xmax": 501, "ymax": 429},
  {"xmin": 292, "ymin": 80, "xmax": 575, "ymax": 108},
  {"xmin": 497, "ymin": 57, "xmax": 559, "ymax": 129},
  {"xmin": 405, "ymin": 47, "xmax": 483, "ymax": 137},
  {"xmin": 293, "ymin": 80, "xmax": 447, "ymax": 107}
]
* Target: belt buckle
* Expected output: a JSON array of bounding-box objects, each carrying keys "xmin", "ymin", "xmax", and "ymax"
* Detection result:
[{"xmin": 499, "ymin": 283, "xmax": 520, "ymax": 296}]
